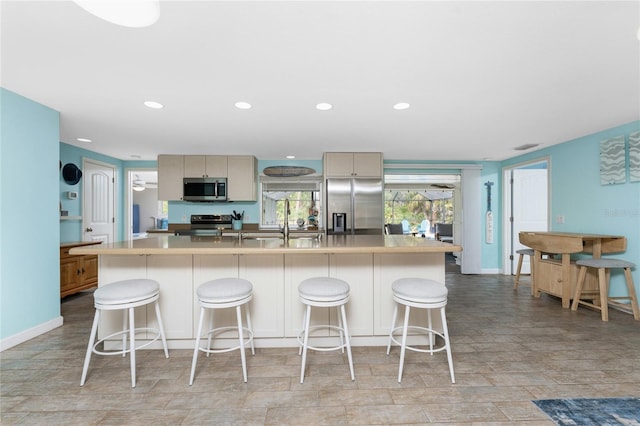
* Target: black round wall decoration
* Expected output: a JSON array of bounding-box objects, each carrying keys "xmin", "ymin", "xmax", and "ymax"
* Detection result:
[{"xmin": 62, "ymin": 163, "xmax": 83, "ymax": 185}]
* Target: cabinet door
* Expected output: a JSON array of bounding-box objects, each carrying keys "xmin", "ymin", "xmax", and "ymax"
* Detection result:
[
  {"xmin": 81, "ymin": 255, "xmax": 98, "ymax": 287},
  {"xmin": 284, "ymin": 254, "xmax": 330, "ymax": 337},
  {"xmin": 184, "ymin": 155, "xmax": 228, "ymax": 177},
  {"xmin": 60, "ymin": 256, "xmax": 81, "ymax": 295},
  {"xmin": 324, "ymin": 152, "xmax": 383, "ymax": 177},
  {"xmin": 147, "ymin": 255, "xmax": 194, "ymax": 339},
  {"xmin": 329, "ymin": 253, "xmax": 373, "ymax": 336},
  {"xmin": 227, "ymin": 156, "xmax": 257, "ymax": 201},
  {"xmin": 158, "ymin": 155, "xmax": 184, "ymax": 200},
  {"xmin": 183, "ymin": 155, "xmax": 206, "ymax": 177},
  {"xmin": 353, "ymin": 153, "xmax": 383, "ymax": 177},
  {"xmin": 239, "ymin": 254, "xmax": 284, "ymax": 338},
  {"xmin": 324, "ymin": 152, "xmax": 355, "ymax": 177},
  {"xmin": 205, "ymin": 156, "xmax": 227, "ymax": 177}
]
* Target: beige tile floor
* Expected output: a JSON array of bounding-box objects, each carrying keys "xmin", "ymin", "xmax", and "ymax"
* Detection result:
[{"xmin": 2, "ymin": 269, "xmax": 639, "ymax": 425}]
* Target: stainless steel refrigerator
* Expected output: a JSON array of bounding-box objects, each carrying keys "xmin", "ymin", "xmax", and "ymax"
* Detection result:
[{"xmin": 326, "ymin": 178, "xmax": 384, "ymax": 235}]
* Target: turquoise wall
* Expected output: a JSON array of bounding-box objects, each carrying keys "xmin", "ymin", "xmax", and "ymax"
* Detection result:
[
  {"xmin": 503, "ymin": 120, "xmax": 640, "ymax": 297},
  {"xmin": 1, "ymin": 89, "xmax": 60, "ymax": 340},
  {"xmin": 59, "ymin": 144, "xmax": 155, "ymax": 243},
  {"xmin": 4, "ymin": 87, "xmax": 637, "ymax": 344}
]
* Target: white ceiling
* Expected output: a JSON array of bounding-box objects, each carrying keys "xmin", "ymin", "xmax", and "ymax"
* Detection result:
[{"xmin": 2, "ymin": 1, "xmax": 639, "ymax": 162}]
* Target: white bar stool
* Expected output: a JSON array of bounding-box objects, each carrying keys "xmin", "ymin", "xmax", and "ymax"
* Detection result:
[
  {"xmin": 80, "ymin": 278, "xmax": 169, "ymax": 388},
  {"xmin": 298, "ymin": 277, "xmax": 355, "ymax": 383},
  {"xmin": 386, "ymin": 278, "xmax": 455, "ymax": 383},
  {"xmin": 189, "ymin": 278, "xmax": 255, "ymax": 385},
  {"xmin": 514, "ymin": 248, "xmax": 534, "ymax": 290},
  {"xmin": 571, "ymin": 258, "xmax": 640, "ymax": 321}
]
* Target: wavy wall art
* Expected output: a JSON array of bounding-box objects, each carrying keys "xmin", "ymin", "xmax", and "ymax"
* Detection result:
[
  {"xmin": 599, "ymin": 135, "xmax": 625, "ymax": 185},
  {"xmin": 629, "ymin": 131, "xmax": 640, "ymax": 183}
]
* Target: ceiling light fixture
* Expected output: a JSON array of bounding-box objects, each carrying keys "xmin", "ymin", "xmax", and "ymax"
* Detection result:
[
  {"xmin": 77, "ymin": 137, "xmax": 92, "ymax": 143},
  {"xmin": 132, "ymin": 174, "xmax": 146, "ymax": 191},
  {"xmin": 235, "ymin": 101, "xmax": 252, "ymax": 110},
  {"xmin": 144, "ymin": 101, "xmax": 163, "ymax": 109},
  {"xmin": 393, "ymin": 103, "xmax": 411, "ymax": 110},
  {"xmin": 316, "ymin": 103, "xmax": 333, "ymax": 111},
  {"xmin": 73, "ymin": 0, "xmax": 160, "ymax": 28},
  {"xmin": 514, "ymin": 143, "xmax": 539, "ymax": 151},
  {"xmin": 286, "ymin": 155, "xmax": 295, "ymax": 159}
]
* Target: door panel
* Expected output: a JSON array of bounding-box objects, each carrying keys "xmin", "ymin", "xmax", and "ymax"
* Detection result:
[
  {"xmin": 512, "ymin": 168, "xmax": 548, "ymax": 274},
  {"xmin": 83, "ymin": 160, "xmax": 115, "ymax": 244}
]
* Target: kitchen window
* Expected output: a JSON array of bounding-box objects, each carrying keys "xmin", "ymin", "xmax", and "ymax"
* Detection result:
[{"xmin": 260, "ymin": 177, "xmax": 323, "ymax": 229}]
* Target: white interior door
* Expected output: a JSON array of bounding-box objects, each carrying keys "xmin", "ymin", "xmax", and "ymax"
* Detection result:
[
  {"xmin": 511, "ymin": 168, "xmax": 548, "ymax": 274},
  {"xmin": 83, "ymin": 159, "xmax": 115, "ymax": 244}
]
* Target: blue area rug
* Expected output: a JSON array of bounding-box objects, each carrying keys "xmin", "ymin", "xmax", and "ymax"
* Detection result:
[{"xmin": 533, "ymin": 398, "xmax": 640, "ymax": 425}]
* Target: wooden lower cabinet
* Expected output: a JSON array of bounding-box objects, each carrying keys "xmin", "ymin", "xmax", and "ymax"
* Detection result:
[{"xmin": 60, "ymin": 242, "xmax": 100, "ymax": 298}]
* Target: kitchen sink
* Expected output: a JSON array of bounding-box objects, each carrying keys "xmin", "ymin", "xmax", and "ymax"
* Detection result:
[{"xmin": 240, "ymin": 232, "xmax": 323, "ymax": 241}]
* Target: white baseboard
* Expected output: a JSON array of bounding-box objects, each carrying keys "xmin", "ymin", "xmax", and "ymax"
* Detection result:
[
  {"xmin": 480, "ymin": 268, "xmax": 501, "ymax": 274},
  {"xmin": 0, "ymin": 316, "xmax": 64, "ymax": 352}
]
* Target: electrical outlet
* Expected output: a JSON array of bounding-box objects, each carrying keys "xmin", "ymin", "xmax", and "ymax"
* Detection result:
[
  {"xmin": 244, "ymin": 214, "xmax": 250, "ymax": 222},
  {"xmin": 555, "ymin": 215, "xmax": 565, "ymax": 224},
  {"xmin": 182, "ymin": 215, "xmax": 187, "ymax": 222}
]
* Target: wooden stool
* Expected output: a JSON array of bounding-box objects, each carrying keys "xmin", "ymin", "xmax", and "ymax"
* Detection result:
[
  {"xmin": 571, "ymin": 258, "xmax": 640, "ymax": 321},
  {"xmin": 514, "ymin": 248, "xmax": 534, "ymax": 290}
]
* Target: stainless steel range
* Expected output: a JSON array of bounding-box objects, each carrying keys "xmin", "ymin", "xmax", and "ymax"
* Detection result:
[{"xmin": 175, "ymin": 214, "xmax": 233, "ymax": 236}]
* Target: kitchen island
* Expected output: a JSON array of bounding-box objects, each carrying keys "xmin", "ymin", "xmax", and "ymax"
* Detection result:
[{"xmin": 71, "ymin": 234, "xmax": 461, "ymax": 349}]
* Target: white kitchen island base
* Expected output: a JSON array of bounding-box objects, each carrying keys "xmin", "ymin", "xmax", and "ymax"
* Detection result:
[{"xmin": 71, "ymin": 235, "xmax": 459, "ymax": 349}]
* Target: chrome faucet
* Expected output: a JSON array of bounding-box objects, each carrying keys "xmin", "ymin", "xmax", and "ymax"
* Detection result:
[{"xmin": 283, "ymin": 198, "xmax": 290, "ymax": 239}]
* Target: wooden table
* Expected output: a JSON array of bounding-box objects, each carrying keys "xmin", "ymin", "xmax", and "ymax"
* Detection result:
[{"xmin": 519, "ymin": 232, "xmax": 626, "ymax": 308}]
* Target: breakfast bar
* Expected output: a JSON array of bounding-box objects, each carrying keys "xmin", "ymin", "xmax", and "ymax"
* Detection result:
[{"xmin": 71, "ymin": 234, "xmax": 461, "ymax": 349}]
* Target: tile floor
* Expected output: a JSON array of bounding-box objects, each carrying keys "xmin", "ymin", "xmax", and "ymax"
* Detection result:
[{"xmin": 2, "ymin": 271, "xmax": 639, "ymax": 425}]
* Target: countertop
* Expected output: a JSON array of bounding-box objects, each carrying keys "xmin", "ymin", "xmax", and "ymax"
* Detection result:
[{"xmin": 69, "ymin": 234, "xmax": 462, "ymax": 256}]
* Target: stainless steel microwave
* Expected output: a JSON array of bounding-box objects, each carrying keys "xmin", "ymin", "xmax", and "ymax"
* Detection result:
[{"xmin": 183, "ymin": 177, "xmax": 227, "ymax": 202}]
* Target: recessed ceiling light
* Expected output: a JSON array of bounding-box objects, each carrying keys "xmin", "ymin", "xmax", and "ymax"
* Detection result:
[
  {"xmin": 393, "ymin": 103, "xmax": 411, "ymax": 110},
  {"xmin": 73, "ymin": 0, "xmax": 160, "ymax": 28},
  {"xmin": 130, "ymin": 154, "xmax": 142, "ymax": 159},
  {"xmin": 316, "ymin": 103, "xmax": 333, "ymax": 111},
  {"xmin": 286, "ymin": 155, "xmax": 295, "ymax": 159},
  {"xmin": 235, "ymin": 101, "xmax": 252, "ymax": 110},
  {"xmin": 77, "ymin": 138, "xmax": 92, "ymax": 143},
  {"xmin": 144, "ymin": 101, "xmax": 163, "ymax": 109}
]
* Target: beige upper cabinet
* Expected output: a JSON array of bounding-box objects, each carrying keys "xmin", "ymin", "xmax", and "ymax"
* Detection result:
[
  {"xmin": 184, "ymin": 155, "xmax": 228, "ymax": 178},
  {"xmin": 323, "ymin": 152, "xmax": 383, "ymax": 178},
  {"xmin": 227, "ymin": 156, "xmax": 257, "ymax": 201},
  {"xmin": 158, "ymin": 155, "xmax": 184, "ymax": 200}
]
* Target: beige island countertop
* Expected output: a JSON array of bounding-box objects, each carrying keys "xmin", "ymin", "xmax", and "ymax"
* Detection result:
[{"xmin": 70, "ymin": 234, "xmax": 461, "ymax": 256}]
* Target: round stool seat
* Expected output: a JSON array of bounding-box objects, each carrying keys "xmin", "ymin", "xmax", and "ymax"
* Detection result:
[
  {"xmin": 94, "ymin": 279, "xmax": 159, "ymax": 305},
  {"xmin": 197, "ymin": 278, "xmax": 253, "ymax": 303},
  {"xmin": 516, "ymin": 248, "xmax": 534, "ymax": 256},
  {"xmin": 299, "ymin": 277, "xmax": 350, "ymax": 302},
  {"xmin": 576, "ymin": 258, "xmax": 635, "ymax": 269},
  {"xmin": 392, "ymin": 278, "xmax": 447, "ymax": 304}
]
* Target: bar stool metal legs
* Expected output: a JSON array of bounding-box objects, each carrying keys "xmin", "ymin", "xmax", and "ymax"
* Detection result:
[
  {"xmin": 387, "ymin": 278, "xmax": 455, "ymax": 383},
  {"xmin": 80, "ymin": 279, "xmax": 169, "ymax": 388},
  {"xmin": 189, "ymin": 278, "xmax": 255, "ymax": 385},
  {"xmin": 298, "ymin": 277, "xmax": 355, "ymax": 383}
]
